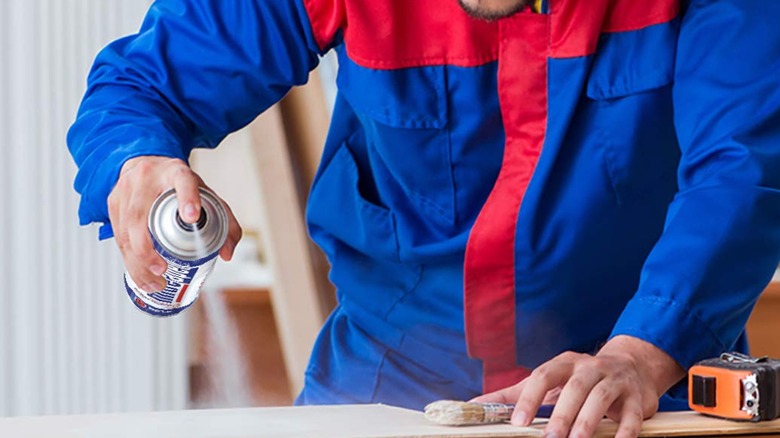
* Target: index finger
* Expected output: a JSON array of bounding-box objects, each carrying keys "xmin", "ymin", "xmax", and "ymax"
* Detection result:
[
  {"xmin": 471, "ymin": 380, "xmax": 526, "ymax": 405},
  {"xmin": 171, "ymin": 166, "xmax": 202, "ymax": 223}
]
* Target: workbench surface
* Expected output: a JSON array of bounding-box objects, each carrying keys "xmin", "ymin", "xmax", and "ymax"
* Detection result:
[{"xmin": 1, "ymin": 404, "xmax": 779, "ymax": 438}]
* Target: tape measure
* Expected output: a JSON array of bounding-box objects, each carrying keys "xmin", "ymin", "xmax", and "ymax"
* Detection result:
[{"xmin": 689, "ymin": 352, "xmax": 780, "ymax": 421}]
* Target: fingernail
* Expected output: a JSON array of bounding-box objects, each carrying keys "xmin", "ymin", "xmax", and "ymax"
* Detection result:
[
  {"xmin": 544, "ymin": 432, "xmax": 559, "ymax": 438},
  {"xmin": 184, "ymin": 204, "xmax": 197, "ymax": 221},
  {"xmin": 150, "ymin": 264, "xmax": 166, "ymax": 276},
  {"xmin": 512, "ymin": 412, "xmax": 527, "ymax": 426},
  {"xmin": 143, "ymin": 283, "xmax": 158, "ymax": 292}
]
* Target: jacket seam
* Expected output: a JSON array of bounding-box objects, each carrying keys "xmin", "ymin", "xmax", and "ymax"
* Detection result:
[{"xmin": 346, "ymin": 50, "xmax": 499, "ymax": 70}]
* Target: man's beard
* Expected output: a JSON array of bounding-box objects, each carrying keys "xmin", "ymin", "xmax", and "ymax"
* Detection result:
[{"xmin": 457, "ymin": 0, "xmax": 532, "ymax": 21}]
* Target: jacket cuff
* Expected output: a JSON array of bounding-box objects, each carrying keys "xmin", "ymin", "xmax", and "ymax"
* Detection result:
[{"xmin": 610, "ymin": 295, "xmax": 727, "ymax": 370}]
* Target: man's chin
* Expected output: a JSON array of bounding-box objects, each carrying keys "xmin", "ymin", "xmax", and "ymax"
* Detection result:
[{"xmin": 457, "ymin": 0, "xmax": 530, "ymax": 21}]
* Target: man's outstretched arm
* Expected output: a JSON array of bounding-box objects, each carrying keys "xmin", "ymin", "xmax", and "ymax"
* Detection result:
[{"xmin": 67, "ymin": 0, "xmax": 341, "ymax": 291}]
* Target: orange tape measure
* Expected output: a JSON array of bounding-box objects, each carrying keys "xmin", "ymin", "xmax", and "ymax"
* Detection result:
[{"xmin": 689, "ymin": 352, "xmax": 780, "ymax": 421}]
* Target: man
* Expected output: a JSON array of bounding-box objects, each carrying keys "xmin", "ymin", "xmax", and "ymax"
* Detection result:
[{"xmin": 68, "ymin": 0, "xmax": 780, "ymax": 437}]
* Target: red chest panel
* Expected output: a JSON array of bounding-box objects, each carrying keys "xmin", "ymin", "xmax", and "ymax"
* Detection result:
[{"xmin": 304, "ymin": 0, "xmax": 679, "ymax": 67}]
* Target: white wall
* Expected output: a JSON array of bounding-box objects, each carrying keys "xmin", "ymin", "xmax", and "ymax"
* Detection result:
[{"xmin": 0, "ymin": 0, "xmax": 187, "ymax": 416}]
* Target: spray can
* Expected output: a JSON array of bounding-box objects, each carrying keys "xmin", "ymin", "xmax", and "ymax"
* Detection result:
[{"xmin": 124, "ymin": 187, "xmax": 229, "ymax": 317}]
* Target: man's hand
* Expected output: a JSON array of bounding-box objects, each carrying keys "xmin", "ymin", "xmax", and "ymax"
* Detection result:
[
  {"xmin": 473, "ymin": 336, "xmax": 685, "ymax": 438},
  {"xmin": 108, "ymin": 156, "xmax": 242, "ymax": 292}
]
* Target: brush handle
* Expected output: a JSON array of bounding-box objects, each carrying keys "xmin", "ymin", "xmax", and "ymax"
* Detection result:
[
  {"xmin": 481, "ymin": 403, "xmax": 516, "ymax": 423},
  {"xmin": 480, "ymin": 403, "xmax": 555, "ymax": 422}
]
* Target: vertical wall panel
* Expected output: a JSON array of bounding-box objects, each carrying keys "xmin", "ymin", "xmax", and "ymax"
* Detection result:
[
  {"xmin": 0, "ymin": 0, "xmax": 186, "ymax": 417},
  {"xmin": 0, "ymin": 0, "xmax": 10, "ymax": 417},
  {"xmin": 38, "ymin": 0, "xmax": 56, "ymax": 415},
  {"xmin": 9, "ymin": 0, "xmax": 43, "ymax": 416},
  {"xmin": 66, "ymin": 0, "xmax": 83, "ymax": 415},
  {"xmin": 51, "ymin": 0, "xmax": 68, "ymax": 415}
]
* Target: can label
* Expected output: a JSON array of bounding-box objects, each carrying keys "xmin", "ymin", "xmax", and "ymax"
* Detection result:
[{"xmin": 125, "ymin": 240, "xmax": 220, "ymax": 317}]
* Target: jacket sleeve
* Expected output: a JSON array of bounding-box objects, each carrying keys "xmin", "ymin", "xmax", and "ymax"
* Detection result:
[
  {"xmin": 610, "ymin": 0, "xmax": 780, "ymax": 369},
  {"xmin": 67, "ymin": 0, "xmax": 340, "ymax": 239}
]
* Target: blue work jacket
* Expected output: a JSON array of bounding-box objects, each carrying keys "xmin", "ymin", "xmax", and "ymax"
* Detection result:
[{"xmin": 68, "ymin": 0, "xmax": 780, "ymax": 411}]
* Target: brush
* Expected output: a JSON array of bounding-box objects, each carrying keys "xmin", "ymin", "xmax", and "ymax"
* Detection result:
[{"xmin": 423, "ymin": 400, "xmax": 554, "ymax": 426}]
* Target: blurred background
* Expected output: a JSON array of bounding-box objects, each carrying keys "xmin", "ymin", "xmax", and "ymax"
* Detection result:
[
  {"xmin": 0, "ymin": 0, "xmax": 778, "ymax": 420},
  {"xmin": 0, "ymin": 0, "xmax": 338, "ymax": 416}
]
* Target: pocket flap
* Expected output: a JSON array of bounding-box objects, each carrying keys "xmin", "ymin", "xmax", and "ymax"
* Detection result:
[
  {"xmin": 586, "ymin": 19, "xmax": 679, "ymax": 100},
  {"xmin": 336, "ymin": 47, "xmax": 447, "ymax": 129}
]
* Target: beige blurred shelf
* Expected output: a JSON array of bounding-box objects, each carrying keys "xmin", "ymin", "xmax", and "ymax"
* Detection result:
[{"xmin": 746, "ymin": 281, "xmax": 780, "ymax": 358}]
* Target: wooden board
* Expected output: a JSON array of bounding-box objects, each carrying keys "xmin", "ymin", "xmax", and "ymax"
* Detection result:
[
  {"xmin": 596, "ymin": 411, "xmax": 780, "ymax": 437},
  {"xmin": 0, "ymin": 405, "xmax": 534, "ymax": 438},
  {"xmin": 248, "ymin": 105, "xmax": 326, "ymax": 396},
  {"xmin": 1, "ymin": 405, "xmax": 779, "ymax": 438}
]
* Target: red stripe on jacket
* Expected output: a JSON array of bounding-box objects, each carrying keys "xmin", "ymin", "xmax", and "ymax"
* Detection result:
[{"xmin": 464, "ymin": 10, "xmax": 548, "ymax": 393}]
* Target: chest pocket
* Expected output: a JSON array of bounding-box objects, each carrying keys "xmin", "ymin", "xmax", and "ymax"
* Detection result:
[
  {"xmin": 336, "ymin": 47, "xmax": 456, "ymax": 225},
  {"xmin": 585, "ymin": 18, "xmax": 682, "ymax": 204}
]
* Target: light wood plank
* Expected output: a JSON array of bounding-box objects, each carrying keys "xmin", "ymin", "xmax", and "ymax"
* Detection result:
[
  {"xmin": 3, "ymin": 406, "xmax": 780, "ymax": 438},
  {"xmin": 248, "ymin": 106, "xmax": 325, "ymax": 397},
  {"xmin": 0, "ymin": 405, "xmax": 539, "ymax": 438},
  {"xmin": 278, "ymin": 76, "xmax": 337, "ymax": 316},
  {"xmin": 595, "ymin": 411, "xmax": 780, "ymax": 437}
]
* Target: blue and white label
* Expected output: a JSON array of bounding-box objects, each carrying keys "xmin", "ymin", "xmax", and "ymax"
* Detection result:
[{"xmin": 125, "ymin": 236, "xmax": 220, "ymax": 317}]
